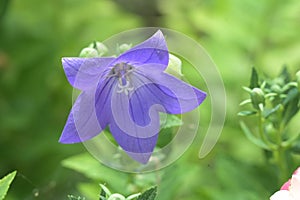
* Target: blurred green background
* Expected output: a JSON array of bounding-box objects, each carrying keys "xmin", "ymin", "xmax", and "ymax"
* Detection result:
[{"xmin": 1, "ymin": 0, "xmax": 300, "ymax": 199}]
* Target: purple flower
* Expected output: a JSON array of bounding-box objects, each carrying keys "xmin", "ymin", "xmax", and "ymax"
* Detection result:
[{"xmin": 59, "ymin": 30, "xmax": 206, "ymax": 164}]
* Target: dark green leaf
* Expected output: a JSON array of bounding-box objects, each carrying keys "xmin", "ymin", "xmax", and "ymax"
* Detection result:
[
  {"xmin": 249, "ymin": 67, "xmax": 259, "ymax": 89},
  {"xmin": 99, "ymin": 186, "xmax": 107, "ymax": 200},
  {"xmin": 283, "ymin": 88, "xmax": 300, "ymax": 124},
  {"xmin": 137, "ymin": 186, "xmax": 157, "ymax": 200},
  {"xmin": 280, "ymin": 66, "xmax": 291, "ymax": 83},
  {"xmin": 283, "ymin": 87, "xmax": 298, "ymax": 105},
  {"xmin": 291, "ymin": 142, "xmax": 300, "ymax": 154},
  {"xmin": 237, "ymin": 110, "xmax": 257, "ymax": 116},
  {"xmin": 0, "ymin": 171, "xmax": 17, "ymax": 200}
]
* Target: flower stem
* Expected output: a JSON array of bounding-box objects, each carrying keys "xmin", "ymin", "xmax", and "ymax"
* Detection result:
[
  {"xmin": 257, "ymin": 110, "xmax": 271, "ymax": 147},
  {"xmin": 274, "ymin": 123, "xmax": 288, "ymax": 184},
  {"xmin": 258, "ymin": 110, "xmax": 288, "ymax": 184}
]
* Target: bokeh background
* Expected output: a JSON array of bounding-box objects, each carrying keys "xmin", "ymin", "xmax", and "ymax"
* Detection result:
[{"xmin": 1, "ymin": 0, "xmax": 300, "ymax": 199}]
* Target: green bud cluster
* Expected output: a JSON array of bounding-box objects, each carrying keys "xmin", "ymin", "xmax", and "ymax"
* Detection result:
[
  {"xmin": 79, "ymin": 41, "xmax": 108, "ymax": 58},
  {"xmin": 238, "ymin": 67, "xmax": 300, "ymax": 182}
]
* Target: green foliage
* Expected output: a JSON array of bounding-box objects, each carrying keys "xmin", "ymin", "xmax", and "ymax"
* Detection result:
[
  {"xmin": 239, "ymin": 121, "xmax": 270, "ymax": 150},
  {"xmin": 159, "ymin": 114, "xmax": 183, "ymax": 129},
  {"xmin": 249, "ymin": 67, "xmax": 259, "ymax": 89},
  {"xmin": 1, "ymin": 0, "xmax": 300, "ymax": 199},
  {"xmin": 99, "ymin": 184, "xmax": 142, "ymax": 200},
  {"xmin": 62, "ymin": 153, "xmax": 128, "ymax": 191},
  {"xmin": 239, "ymin": 67, "xmax": 300, "ymax": 183},
  {"xmin": 0, "ymin": 171, "xmax": 17, "ymax": 200},
  {"xmin": 137, "ymin": 187, "xmax": 157, "ymax": 200}
]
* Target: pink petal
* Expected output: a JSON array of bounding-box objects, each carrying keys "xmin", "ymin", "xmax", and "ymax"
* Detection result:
[{"xmin": 281, "ymin": 179, "xmax": 291, "ymax": 190}]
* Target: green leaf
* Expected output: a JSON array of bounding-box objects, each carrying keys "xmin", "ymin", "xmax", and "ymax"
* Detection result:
[
  {"xmin": 239, "ymin": 121, "xmax": 271, "ymax": 150},
  {"xmin": 291, "ymin": 142, "xmax": 300, "ymax": 154},
  {"xmin": 283, "ymin": 87, "xmax": 300, "ymax": 124},
  {"xmin": 137, "ymin": 187, "xmax": 157, "ymax": 200},
  {"xmin": 62, "ymin": 153, "xmax": 128, "ymax": 191},
  {"xmin": 283, "ymin": 87, "xmax": 298, "ymax": 105},
  {"xmin": 100, "ymin": 189, "xmax": 107, "ymax": 200},
  {"xmin": 283, "ymin": 132, "xmax": 300, "ymax": 148},
  {"xmin": 262, "ymin": 104, "xmax": 281, "ymax": 118},
  {"xmin": 249, "ymin": 67, "xmax": 259, "ymax": 89},
  {"xmin": 160, "ymin": 114, "xmax": 183, "ymax": 129},
  {"xmin": 237, "ymin": 110, "xmax": 257, "ymax": 117},
  {"xmin": 0, "ymin": 171, "xmax": 17, "ymax": 200},
  {"xmin": 99, "ymin": 184, "xmax": 110, "ymax": 200},
  {"xmin": 280, "ymin": 66, "xmax": 291, "ymax": 83}
]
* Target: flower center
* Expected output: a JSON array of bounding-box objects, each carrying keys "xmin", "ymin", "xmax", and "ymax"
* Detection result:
[{"xmin": 110, "ymin": 62, "xmax": 134, "ymax": 95}]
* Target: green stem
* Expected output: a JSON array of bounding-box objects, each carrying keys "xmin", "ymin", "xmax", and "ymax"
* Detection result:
[
  {"xmin": 258, "ymin": 110, "xmax": 288, "ymax": 184},
  {"xmin": 274, "ymin": 123, "xmax": 288, "ymax": 184},
  {"xmin": 258, "ymin": 110, "xmax": 271, "ymax": 147}
]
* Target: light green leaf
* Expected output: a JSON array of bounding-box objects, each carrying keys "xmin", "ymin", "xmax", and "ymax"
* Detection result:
[
  {"xmin": 62, "ymin": 153, "xmax": 128, "ymax": 191},
  {"xmin": 0, "ymin": 171, "xmax": 17, "ymax": 200},
  {"xmin": 239, "ymin": 121, "xmax": 271, "ymax": 150},
  {"xmin": 237, "ymin": 110, "xmax": 257, "ymax": 117}
]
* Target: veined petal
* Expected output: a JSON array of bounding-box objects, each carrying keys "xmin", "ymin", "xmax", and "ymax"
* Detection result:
[
  {"xmin": 113, "ymin": 30, "xmax": 169, "ymax": 69},
  {"xmin": 99, "ymin": 77, "xmax": 160, "ymax": 164},
  {"xmin": 62, "ymin": 57, "xmax": 114, "ymax": 90},
  {"xmin": 59, "ymin": 90, "xmax": 103, "ymax": 143},
  {"xmin": 94, "ymin": 77, "xmax": 116, "ymax": 128},
  {"xmin": 109, "ymin": 121, "xmax": 159, "ymax": 164},
  {"xmin": 110, "ymin": 84, "xmax": 161, "ymax": 138},
  {"xmin": 135, "ymin": 64, "xmax": 207, "ymax": 114}
]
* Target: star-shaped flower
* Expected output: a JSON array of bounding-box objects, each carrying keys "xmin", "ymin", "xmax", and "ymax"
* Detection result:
[{"xmin": 59, "ymin": 30, "xmax": 206, "ymax": 163}]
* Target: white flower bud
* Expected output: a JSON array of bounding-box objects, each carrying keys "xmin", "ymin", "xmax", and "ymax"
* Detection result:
[{"xmin": 79, "ymin": 47, "xmax": 98, "ymax": 58}]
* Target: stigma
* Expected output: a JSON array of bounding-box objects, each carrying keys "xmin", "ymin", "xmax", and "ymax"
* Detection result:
[{"xmin": 110, "ymin": 62, "xmax": 134, "ymax": 95}]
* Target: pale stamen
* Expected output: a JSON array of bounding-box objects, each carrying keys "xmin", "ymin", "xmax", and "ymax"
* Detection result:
[{"xmin": 109, "ymin": 62, "xmax": 134, "ymax": 95}]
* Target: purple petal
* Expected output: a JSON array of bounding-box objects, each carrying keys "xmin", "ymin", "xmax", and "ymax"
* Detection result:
[
  {"xmin": 132, "ymin": 65, "xmax": 207, "ymax": 114},
  {"xmin": 130, "ymin": 30, "xmax": 168, "ymax": 52},
  {"xmin": 96, "ymin": 77, "xmax": 160, "ymax": 163},
  {"xmin": 59, "ymin": 90, "xmax": 103, "ymax": 143},
  {"xmin": 94, "ymin": 77, "xmax": 116, "ymax": 128},
  {"xmin": 109, "ymin": 121, "xmax": 158, "ymax": 164},
  {"xmin": 62, "ymin": 57, "xmax": 114, "ymax": 90},
  {"xmin": 113, "ymin": 30, "xmax": 169, "ymax": 69},
  {"xmin": 110, "ymin": 83, "xmax": 161, "ymax": 138}
]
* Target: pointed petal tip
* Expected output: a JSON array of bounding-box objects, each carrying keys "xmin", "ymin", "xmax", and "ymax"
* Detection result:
[
  {"xmin": 199, "ymin": 90, "xmax": 207, "ymax": 103},
  {"xmin": 154, "ymin": 29, "xmax": 163, "ymax": 37},
  {"xmin": 58, "ymin": 133, "xmax": 80, "ymax": 144}
]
